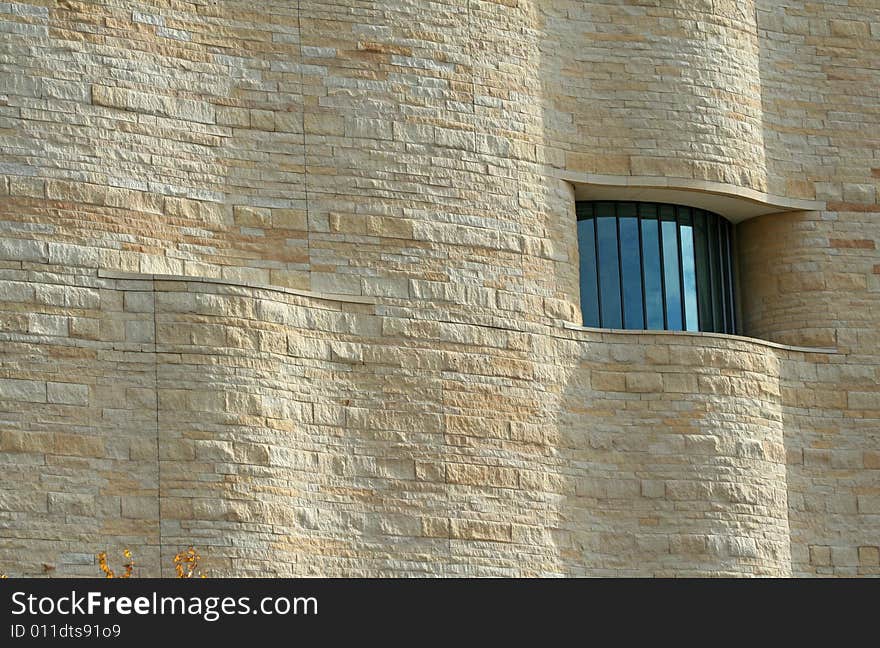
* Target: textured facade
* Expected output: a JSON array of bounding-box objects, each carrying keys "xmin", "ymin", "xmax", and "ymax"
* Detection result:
[{"xmin": 0, "ymin": 0, "xmax": 877, "ymax": 577}]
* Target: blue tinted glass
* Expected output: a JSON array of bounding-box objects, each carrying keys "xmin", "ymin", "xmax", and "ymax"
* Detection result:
[
  {"xmin": 596, "ymin": 216, "xmax": 622, "ymax": 328},
  {"xmin": 576, "ymin": 202, "xmax": 735, "ymax": 334},
  {"xmin": 640, "ymin": 210, "xmax": 664, "ymax": 330},
  {"xmin": 680, "ymin": 224, "xmax": 699, "ymax": 332},
  {"xmin": 661, "ymin": 211, "xmax": 683, "ymax": 330},
  {"xmin": 619, "ymin": 215, "xmax": 644, "ymax": 329},
  {"xmin": 577, "ymin": 217, "xmax": 600, "ymax": 327}
]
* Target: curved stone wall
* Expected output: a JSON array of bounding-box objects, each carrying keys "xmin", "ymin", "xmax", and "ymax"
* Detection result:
[
  {"xmin": 0, "ymin": 0, "xmax": 581, "ymax": 328},
  {"xmin": 3, "ymin": 1, "xmax": 868, "ymax": 328},
  {"xmin": 541, "ymin": 0, "xmax": 768, "ymax": 194},
  {"xmin": 0, "ymin": 268, "xmax": 812, "ymax": 576},
  {"xmin": 736, "ymin": 1, "xmax": 880, "ymax": 573},
  {"xmin": 555, "ymin": 330, "xmax": 792, "ymax": 576},
  {"xmin": 737, "ymin": 206, "xmax": 880, "ymax": 577},
  {"xmin": 159, "ymin": 284, "xmax": 798, "ymax": 576}
]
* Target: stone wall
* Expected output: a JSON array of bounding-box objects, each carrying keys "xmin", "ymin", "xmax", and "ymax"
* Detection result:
[
  {"xmin": 1, "ymin": 265, "xmax": 871, "ymax": 577},
  {"xmin": 741, "ymin": 1, "xmax": 880, "ymax": 576},
  {"xmin": 0, "ymin": 0, "xmax": 878, "ymax": 577},
  {"xmin": 0, "ymin": 263, "xmax": 160, "ymax": 576},
  {"xmin": 0, "ymin": 0, "xmax": 580, "ymax": 327},
  {"xmin": 542, "ymin": 0, "xmax": 768, "ymax": 193}
]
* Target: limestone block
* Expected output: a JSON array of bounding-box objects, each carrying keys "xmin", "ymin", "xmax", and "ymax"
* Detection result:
[
  {"xmin": 625, "ymin": 372, "xmax": 663, "ymax": 393},
  {"xmin": 859, "ymin": 547, "xmax": 880, "ymax": 566},
  {"xmin": 47, "ymin": 382, "xmax": 89, "ymax": 406},
  {"xmin": 446, "ymin": 464, "xmax": 518, "ymax": 489},
  {"xmin": 450, "ymin": 519, "xmax": 512, "ymax": 543},
  {"xmin": 54, "ymin": 433, "xmax": 104, "ymax": 458},
  {"xmin": 0, "ymin": 238, "xmax": 48, "ymax": 263},
  {"xmin": 48, "ymin": 492, "xmax": 96, "ymax": 517},
  {"xmin": 0, "ymin": 490, "xmax": 47, "ymax": 513},
  {"xmin": 809, "ymin": 545, "xmax": 832, "ymax": 566},
  {"xmin": 121, "ymin": 496, "xmax": 159, "ymax": 520},
  {"xmin": 0, "ymin": 430, "xmax": 54, "ymax": 453},
  {"xmin": 0, "ymin": 281, "xmax": 34, "ymax": 302},
  {"xmin": 125, "ymin": 320, "xmax": 155, "ymax": 343},
  {"xmin": 0, "ymin": 378, "xmax": 46, "ymax": 403},
  {"xmin": 831, "ymin": 546, "xmax": 860, "ymax": 567},
  {"xmin": 124, "ymin": 292, "xmax": 155, "ymax": 313},
  {"xmin": 91, "ymin": 85, "xmax": 215, "ymax": 124},
  {"xmin": 234, "ymin": 206, "xmax": 272, "ymax": 228}
]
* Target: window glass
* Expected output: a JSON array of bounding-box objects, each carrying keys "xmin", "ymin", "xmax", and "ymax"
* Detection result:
[
  {"xmin": 678, "ymin": 208, "xmax": 699, "ymax": 332},
  {"xmin": 596, "ymin": 214, "xmax": 622, "ymax": 329},
  {"xmin": 694, "ymin": 210, "xmax": 713, "ymax": 331},
  {"xmin": 660, "ymin": 206, "xmax": 683, "ymax": 331},
  {"xmin": 576, "ymin": 201, "xmax": 736, "ymax": 334},
  {"xmin": 618, "ymin": 205, "xmax": 644, "ymax": 330},
  {"xmin": 577, "ymin": 213, "xmax": 600, "ymax": 327},
  {"xmin": 639, "ymin": 206, "xmax": 665, "ymax": 330}
]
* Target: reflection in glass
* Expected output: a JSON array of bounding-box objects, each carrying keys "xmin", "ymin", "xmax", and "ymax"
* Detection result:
[
  {"xmin": 677, "ymin": 207, "xmax": 698, "ymax": 332},
  {"xmin": 680, "ymin": 222, "xmax": 699, "ymax": 332},
  {"xmin": 619, "ymin": 214, "xmax": 644, "ymax": 329},
  {"xmin": 596, "ymin": 215, "xmax": 622, "ymax": 329},
  {"xmin": 577, "ymin": 213, "xmax": 600, "ymax": 327},
  {"xmin": 640, "ymin": 209, "xmax": 665, "ymax": 330},
  {"xmin": 660, "ymin": 207, "xmax": 682, "ymax": 330}
]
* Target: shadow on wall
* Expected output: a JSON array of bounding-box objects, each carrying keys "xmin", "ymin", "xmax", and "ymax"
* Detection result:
[
  {"xmin": 530, "ymin": 1, "xmax": 798, "ymax": 576},
  {"xmin": 736, "ymin": 210, "xmax": 840, "ymax": 349},
  {"xmin": 777, "ymin": 349, "xmax": 880, "ymax": 577},
  {"xmin": 755, "ymin": 0, "xmax": 822, "ymax": 201},
  {"xmin": 553, "ymin": 333, "xmax": 793, "ymax": 576},
  {"xmin": 537, "ymin": 0, "xmax": 768, "ymax": 193}
]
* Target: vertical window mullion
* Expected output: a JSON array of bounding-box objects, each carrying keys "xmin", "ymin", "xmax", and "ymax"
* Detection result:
[
  {"xmin": 695, "ymin": 209, "xmax": 712, "ymax": 333},
  {"xmin": 616, "ymin": 203, "xmax": 625, "ymax": 329},
  {"xmin": 706, "ymin": 212, "xmax": 716, "ymax": 332},
  {"xmin": 696, "ymin": 210, "xmax": 702, "ymax": 332}
]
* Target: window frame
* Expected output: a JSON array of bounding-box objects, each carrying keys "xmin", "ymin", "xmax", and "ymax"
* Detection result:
[{"xmin": 575, "ymin": 201, "xmax": 738, "ymax": 335}]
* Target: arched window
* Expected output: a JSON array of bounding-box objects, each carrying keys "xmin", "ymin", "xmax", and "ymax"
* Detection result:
[{"xmin": 576, "ymin": 201, "xmax": 737, "ymax": 334}]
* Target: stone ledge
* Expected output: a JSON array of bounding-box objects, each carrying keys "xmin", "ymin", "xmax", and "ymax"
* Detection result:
[
  {"xmin": 96, "ymin": 269, "xmax": 838, "ymax": 355},
  {"xmin": 552, "ymin": 170, "xmax": 827, "ymax": 223},
  {"xmin": 96, "ymin": 269, "xmax": 378, "ymax": 306},
  {"xmin": 561, "ymin": 321, "xmax": 838, "ymax": 355},
  {"xmin": 91, "ymin": 84, "xmax": 216, "ymax": 125}
]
